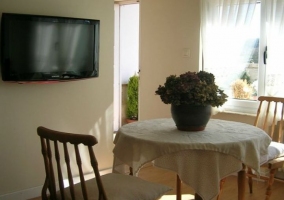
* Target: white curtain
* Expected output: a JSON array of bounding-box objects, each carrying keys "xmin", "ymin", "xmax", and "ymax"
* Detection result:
[
  {"xmin": 262, "ymin": 0, "xmax": 284, "ymax": 175},
  {"xmin": 260, "ymin": 0, "xmax": 284, "ymax": 142},
  {"xmin": 201, "ymin": 0, "xmax": 258, "ymax": 98},
  {"xmin": 264, "ymin": 0, "xmax": 284, "ymax": 97}
]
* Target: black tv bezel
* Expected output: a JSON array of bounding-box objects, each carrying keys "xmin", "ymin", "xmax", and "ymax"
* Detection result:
[{"xmin": 0, "ymin": 13, "xmax": 100, "ymax": 83}]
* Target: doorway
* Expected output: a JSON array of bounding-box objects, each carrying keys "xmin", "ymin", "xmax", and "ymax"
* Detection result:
[{"xmin": 114, "ymin": 2, "xmax": 139, "ymax": 131}]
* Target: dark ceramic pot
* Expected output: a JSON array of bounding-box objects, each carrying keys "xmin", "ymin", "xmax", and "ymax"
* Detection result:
[{"xmin": 171, "ymin": 104, "xmax": 212, "ymax": 131}]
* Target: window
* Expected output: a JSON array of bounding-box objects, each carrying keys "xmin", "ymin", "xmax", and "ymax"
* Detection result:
[{"xmin": 201, "ymin": 0, "xmax": 284, "ymax": 114}]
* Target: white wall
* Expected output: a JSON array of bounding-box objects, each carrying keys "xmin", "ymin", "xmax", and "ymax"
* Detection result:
[
  {"xmin": 139, "ymin": 0, "xmax": 201, "ymax": 120},
  {"xmin": 0, "ymin": 0, "xmax": 114, "ymax": 198}
]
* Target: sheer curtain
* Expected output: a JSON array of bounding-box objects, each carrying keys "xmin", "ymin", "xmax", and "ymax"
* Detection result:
[
  {"xmin": 264, "ymin": 0, "xmax": 284, "ymax": 97},
  {"xmin": 256, "ymin": 0, "xmax": 284, "ymax": 136},
  {"xmin": 201, "ymin": 0, "xmax": 258, "ymax": 98},
  {"xmin": 263, "ymin": 1, "xmax": 284, "ymax": 174}
]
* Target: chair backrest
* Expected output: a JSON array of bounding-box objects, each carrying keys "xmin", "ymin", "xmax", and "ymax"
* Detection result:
[
  {"xmin": 254, "ymin": 96, "xmax": 284, "ymax": 142},
  {"xmin": 37, "ymin": 126, "xmax": 107, "ymax": 200}
]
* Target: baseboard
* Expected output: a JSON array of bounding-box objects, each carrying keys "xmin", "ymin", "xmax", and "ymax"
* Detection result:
[
  {"xmin": 0, "ymin": 186, "xmax": 42, "ymax": 200},
  {"xmin": 0, "ymin": 168, "xmax": 112, "ymax": 200}
]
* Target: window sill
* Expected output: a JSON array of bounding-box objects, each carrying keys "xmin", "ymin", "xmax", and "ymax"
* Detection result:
[
  {"xmin": 221, "ymin": 98, "xmax": 259, "ymax": 115},
  {"xmin": 217, "ymin": 110, "xmax": 256, "ymax": 117}
]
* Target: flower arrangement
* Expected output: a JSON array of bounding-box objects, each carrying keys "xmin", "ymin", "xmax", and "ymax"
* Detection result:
[
  {"xmin": 231, "ymin": 79, "xmax": 253, "ymax": 99},
  {"xmin": 155, "ymin": 71, "xmax": 228, "ymax": 107}
]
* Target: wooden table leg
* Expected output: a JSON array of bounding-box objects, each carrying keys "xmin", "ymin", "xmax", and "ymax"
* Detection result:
[
  {"xmin": 177, "ymin": 174, "xmax": 228, "ymax": 200},
  {"xmin": 238, "ymin": 164, "xmax": 246, "ymax": 200},
  {"xmin": 176, "ymin": 175, "xmax": 204, "ymax": 200},
  {"xmin": 195, "ymin": 193, "xmax": 203, "ymax": 200},
  {"xmin": 217, "ymin": 178, "xmax": 226, "ymax": 200},
  {"xmin": 129, "ymin": 167, "xmax": 133, "ymax": 175},
  {"xmin": 176, "ymin": 174, "xmax": 181, "ymax": 200}
]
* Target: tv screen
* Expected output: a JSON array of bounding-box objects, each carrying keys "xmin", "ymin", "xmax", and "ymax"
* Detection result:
[{"xmin": 1, "ymin": 13, "xmax": 100, "ymax": 82}]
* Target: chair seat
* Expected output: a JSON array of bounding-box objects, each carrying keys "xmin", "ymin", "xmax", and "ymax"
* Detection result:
[
  {"xmin": 260, "ymin": 141, "xmax": 284, "ymax": 164},
  {"xmin": 57, "ymin": 173, "xmax": 172, "ymax": 200}
]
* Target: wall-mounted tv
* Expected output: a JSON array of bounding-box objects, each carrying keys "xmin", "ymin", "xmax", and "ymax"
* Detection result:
[{"xmin": 1, "ymin": 13, "xmax": 100, "ymax": 82}]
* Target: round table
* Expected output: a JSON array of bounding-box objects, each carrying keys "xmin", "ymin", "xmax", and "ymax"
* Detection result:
[{"xmin": 113, "ymin": 118, "xmax": 271, "ymax": 200}]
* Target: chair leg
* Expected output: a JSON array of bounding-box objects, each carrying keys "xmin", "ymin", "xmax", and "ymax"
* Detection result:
[
  {"xmin": 247, "ymin": 167, "xmax": 253, "ymax": 193},
  {"xmin": 265, "ymin": 169, "xmax": 276, "ymax": 200}
]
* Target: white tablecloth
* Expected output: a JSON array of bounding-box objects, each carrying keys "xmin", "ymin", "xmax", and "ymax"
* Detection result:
[{"xmin": 113, "ymin": 118, "xmax": 271, "ymax": 200}]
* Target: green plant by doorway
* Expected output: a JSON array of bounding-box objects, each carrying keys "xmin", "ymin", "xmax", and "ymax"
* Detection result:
[{"xmin": 126, "ymin": 74, "xmax": 139, "ymax": 120}]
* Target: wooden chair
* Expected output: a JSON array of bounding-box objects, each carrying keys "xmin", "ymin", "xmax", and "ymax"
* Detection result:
[
  {"xmin": 247, "ymin": 96, "xmax": 284, "ymax": 200},
  {"xmin": 37, "ymin": 126, "xmax": 171, "ymax": 200}
]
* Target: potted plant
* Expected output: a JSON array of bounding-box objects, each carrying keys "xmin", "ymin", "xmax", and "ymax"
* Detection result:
[
  {"xmin": 126, "ymin": 74, "xmax": 139, "ymax": 123},
  {"xmin": 155, "ymin": 71, "xmax": 228, "ymax": 131}
]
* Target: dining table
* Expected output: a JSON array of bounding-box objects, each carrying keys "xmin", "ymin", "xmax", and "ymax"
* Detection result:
[{"xmin": 112, "ymin": 118, "xmax": 272, "ymax": 200}]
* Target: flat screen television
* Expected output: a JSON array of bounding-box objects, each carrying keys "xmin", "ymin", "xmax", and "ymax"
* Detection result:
[{"xmin": 1, "ymin": 13, "xmax": 100, "ymax": 82}]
